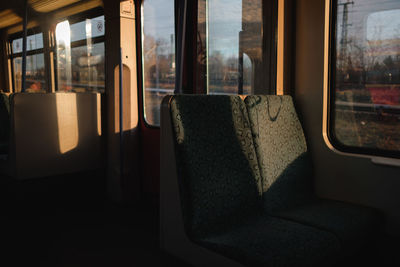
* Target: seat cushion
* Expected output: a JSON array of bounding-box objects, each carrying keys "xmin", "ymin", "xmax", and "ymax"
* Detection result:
[
  {"xmin": 196, "ymin": 214, "xmax": 342, "ymax": 267},
  {"xmin": 272, "ymin": 199, "xmax": 383, "ymax": 256},
  {"xmin": 170, "ymin": 95, "xmax": 262, "ymax": 239}
]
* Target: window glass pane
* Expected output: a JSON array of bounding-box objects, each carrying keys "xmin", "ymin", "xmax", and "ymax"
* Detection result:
[
  {"xmin": 206, "ymin": 0, "xmax": 261, "ymax": 95},
  {"xmin": 56, "ymin": 16, "xmax": 105, "ymax": 93},
  {"xmin": 333, "ymin": 0, "xmax": 400, "ymax": 153},
  {"xmin": 12, "ymin": 33, "xmax": 43, "ymax": 54},
  {"xmin": 13, "ymin": 57, "xmax": 22, "ymax": 91},
  {"xmin": 12, "ymin": 39, "xmax": 22, "ymax": 54},
  {"xmin": 27, "ymin": 33, "xmax": 44, "ymax": 51},
  {"xmin": 142, "ymin": 0, "xmax": 175, "ymax": 126},
  {"xmin": 13, "ymin": 54, "xmax": 46, "ymax": 93}
]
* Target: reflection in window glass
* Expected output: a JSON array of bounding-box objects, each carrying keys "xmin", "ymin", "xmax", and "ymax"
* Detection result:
[
  {"xmin": 56, "ymin": 20, "xmax": 73, "ymax": 91},
  {"xmin": 142, "ymin": 0, "xmax": 175, "ymax": 126},
  {"xmin": 333, "ymin": 0, "xmax": 400, "ymax": 153},
  {"xmin": 13, "ymin": 54, "xmax": 46, "ymax": 93},
  {"xmin": 12, "ymin": 39, "xmax": 23, "ymax": 54},
  {"xmin": 55, "ymin": 16, "xmax": 105, "ymax": 93},
  {"xmin": 70, "ymin": 15, "xmax": 105, "ymax": 42},
  {"xmin": 206, "ymin": 0, "xmax": 261, "ymax": 95},
  {"xmin": 71, "ymin": 43, "xmax": 105, "ymax": 92}
]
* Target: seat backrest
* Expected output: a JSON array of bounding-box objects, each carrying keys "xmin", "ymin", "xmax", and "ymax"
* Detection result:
[
  {"xmin": 7, "ymin": 92, "xmax": 102, "ymax": 179},
  {"xmin": 245, "ymin": 95, "xmax": 314, "ymax": 211},
  {"xmin": 170, "ymin": 95, "xmax": 262, "ymax": 238}
]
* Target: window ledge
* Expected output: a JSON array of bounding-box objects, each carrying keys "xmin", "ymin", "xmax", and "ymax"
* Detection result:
[{"xmin": 371, "ymin": 157, "xmax": 400, "ymax": 168}]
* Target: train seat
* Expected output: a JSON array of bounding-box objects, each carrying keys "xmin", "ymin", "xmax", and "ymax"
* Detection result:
[
  {"xmin": 244, "ymin": 95, "xmax": 383, "ymax": 256},
  {"xmin": 196, "ymin": 213, "xmax": 341, "ymax": 266},
  {"xmin": 0, "ymin": 92, "xmax": 10, "ymax": 156},
  {"xmin": 161, "ymin": 95, "xmax": 344, "ymax": 266},
  {"xmin": 169, "ymin": 95, "xmax": 262, "ymax": 239},
  {"xmin": 0, "ymin": 92, "xmax": 102, "ymax": 179}
]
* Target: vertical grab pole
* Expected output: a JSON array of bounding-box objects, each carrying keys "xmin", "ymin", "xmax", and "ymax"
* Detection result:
[
  {"xmin": 119, "ymin": 48, "xmax": 124, "ymax": 181},
  {"xmin": 238, "ymin": 47, "xmax": 243, "ymax": 95},
  {"xmin": 21, "ymin": 0, "xmax": 28, "ymax": 92},
  {"xmin": 179, "ymin": 0, "xmax": 187, "ymax": 94},
  {"xmin": 175, "ymin": 0, "xmax": 187, "ymax": 94}
]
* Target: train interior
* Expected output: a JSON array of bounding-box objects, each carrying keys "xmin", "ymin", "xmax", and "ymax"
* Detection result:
[{"xmin": 0, "ymin": 0, "xmax": 399, "ymax": 266}]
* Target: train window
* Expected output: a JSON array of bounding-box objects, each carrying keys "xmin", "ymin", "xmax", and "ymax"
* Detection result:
[
  {"xmin": 13, "ymin": 54, "xmax": 46, "ymax": 92},
  {"xmin": 330, "ymin": 0, "xmax": 400, "ymax": 157},
  {"xmin": 141, "ymin": 0, "xmax": 175, "ymax": 126},
  {"xmin": 12, "ymin": 33, "xmax": 44, "ymax": 53},
  {"xmin": 197, "ymin": 0, "xmax": 276, "ymax": 95},
  {"xmin": 55, "ymin": 15, "xmax": 105, "ymax": 93},
  {"xmin": 10, "ymin": 32, "xmax": 46, "ymax": 92}
]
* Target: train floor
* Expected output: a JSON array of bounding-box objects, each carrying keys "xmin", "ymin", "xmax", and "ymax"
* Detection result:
[
  {"xmin": 0, "ymin": 170, "xmax": 189, "ymax": 267},
  {"xmin": 0, "ymin": 170, "xmax": 399, "ymax": 266}
]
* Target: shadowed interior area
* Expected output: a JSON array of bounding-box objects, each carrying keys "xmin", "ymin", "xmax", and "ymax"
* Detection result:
[
  {"xmin": 261, "ymin": 152, "xmax": 315, "ymax": 212},
  {"xmin": 0, "ymin": 170, "xmax": 189, "ymax": 267}
]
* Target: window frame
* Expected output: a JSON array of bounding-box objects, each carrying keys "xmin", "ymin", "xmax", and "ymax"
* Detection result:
[
  {"xmin": 8, "ymin": 27, "xmax": 46, "ymax": 93},
  {"xmin": 326, "ymin": 0, "xmax": 400, "ymax": 159},
  {"xmin": 7, "ymin": 7, "xmax": 106, "ymax": 94},
  {"xmin": 198, "ymin": 0, "xmax": 278, "ymax": 96},
  {"xmin": 139, "ymin": 0, "xmax": 278, "ymax": 128},
  {"xmin": 53, "ymin": 7, "xmax": 105, "ymax": 92},
  {"xmin": 139, "ymin": 0, "xmax": 177, "ymax": 128}
]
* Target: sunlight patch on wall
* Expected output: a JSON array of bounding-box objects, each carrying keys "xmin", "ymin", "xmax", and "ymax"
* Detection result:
[{"xmin": 56, "ymin": 93, "xmax": 79, "ymax": 154}]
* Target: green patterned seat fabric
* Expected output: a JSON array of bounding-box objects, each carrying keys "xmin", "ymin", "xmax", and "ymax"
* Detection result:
[
  {"xmin": 198, "ymin": 214, "xmax": 342, "ymax": 267},
  {"xmin": 0, "ymin": 93, "xmax": 10, "ymax": 154},
  {"xmin": 245, "ymin": 95, "xmax": 314, "ymax": 212},
  {"xmin": 170, "ymin": 95, "xmax": 262, "ymax": 239},
  {"xmin": 275, "ymin": 199, "xmax": 383, "ymax": 256},
  {"xmin": 245, "ymin": 95, "xmax": 382, "ymax": 255}
]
